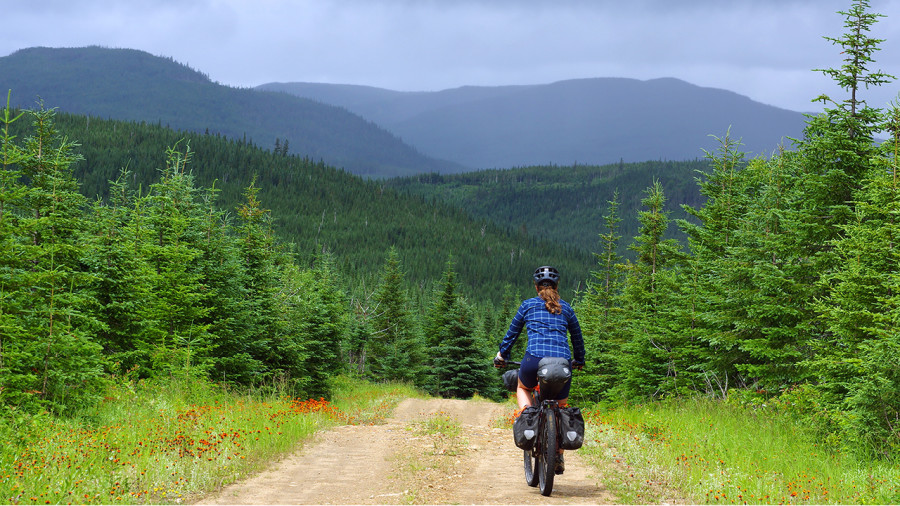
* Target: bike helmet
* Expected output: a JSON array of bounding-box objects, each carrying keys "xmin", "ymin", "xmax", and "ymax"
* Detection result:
[{"xmin": 533, "ymin": 265, "xmax": 560, "ymax": 286}]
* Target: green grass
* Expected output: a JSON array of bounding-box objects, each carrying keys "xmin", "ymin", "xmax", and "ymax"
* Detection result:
[
  {"xmin": 329, "ymin": 375, "xmax": 423, "ymax": 425},
  {"xmin": 580, "ymin": 397, "xmax": 900, "ymax": 504},
  {"xmin": 0, "ymin": 375, "xmax": 419, "ymax": 504}
]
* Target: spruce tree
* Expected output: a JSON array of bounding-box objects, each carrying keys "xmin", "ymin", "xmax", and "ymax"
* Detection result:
[
  {"xmin": 0, "ymin": 95, "xmax": 30, "ymax": 408},
  {"xmin": 133, "ymin": 143, "xmax": 213, "ymax": 377},
  {"xmin": 722, "ymin": 153, "xmax": 813, "ymax": 389},
  {"xmin": 1, "ymin": 105, "xmax": 103, "ymax": 412},
  {"xmin": 797, "ymin": 0, "xmax": 895, "ymax": 409},
  {"xmin": 194, "ymin": 182, "xmax": 261, "ymax": 384},
  {"xmin": 615, "ymin": 181, "xmax": 687, "ymax": 399},
  {"xmin": 677, "ymin": 134, "xmax": 752, "ymax": 393},
  {"xmin": 572, "ymin": 191, "xmax": 624, "ymax": 402},
  {"xmin": 84, "ymin": 169, "xmax": 156, "ymax": 374},
  {"xmin": 425, "ymin": 259, "xmax": 492, "ymax": 398},
  {"xmin": 368, "ymin": 247, "xmax": 424, "ymax": 384},
  {"xmin": 277, "ymin": 255, "xmax": 348, "ymax": 398},
  {"xmin": 815, "ymin": 103, "xmax": 900, "ymax": 452}
]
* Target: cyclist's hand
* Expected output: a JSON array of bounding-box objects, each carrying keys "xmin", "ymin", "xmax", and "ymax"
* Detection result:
[
  {"xmin": 494, "ymin": 352, "xmax": 507, "ymax": 368},
  {"xmin": 572, "ymin": 360, "xmax": 585, "ymax": 371}
]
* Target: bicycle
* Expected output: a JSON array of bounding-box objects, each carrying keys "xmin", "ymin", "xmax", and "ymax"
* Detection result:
[{"xmin": 496, "ymin": 357, "xmax": 581, "ymax": 497}]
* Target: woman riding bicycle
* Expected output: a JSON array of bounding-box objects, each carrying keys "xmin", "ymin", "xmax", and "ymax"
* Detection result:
[{"xmin": 495, "ymin": 265, "xmax": 585, "ymax": 412}]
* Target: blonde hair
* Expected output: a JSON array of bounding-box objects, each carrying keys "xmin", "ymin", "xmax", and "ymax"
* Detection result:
[{"xmin": 537, "ymin": 284, "xmax": 562, "ymax": 314}]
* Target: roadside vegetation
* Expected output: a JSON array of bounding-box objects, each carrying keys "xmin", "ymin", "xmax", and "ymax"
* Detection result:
[
  {"xmin": 580, "ymin": 398, "xmax": 900, "ymax": 504},
  {"xmin": 0, "ymin": 376, "xmax": 418, "ymax": 505}
]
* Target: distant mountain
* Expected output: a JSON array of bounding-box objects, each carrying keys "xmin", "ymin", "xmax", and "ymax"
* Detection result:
[
  {"xmin": 0, "ymin": 46, "xmax": 461, "ymax": 177},
  {"xmin": 258, "ymin": 78, "xmax": 810, "ymax": 169}
]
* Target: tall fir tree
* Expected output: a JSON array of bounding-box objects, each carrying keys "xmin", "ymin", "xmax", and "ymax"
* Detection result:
[
  {"xmin": 0, "ymin": 95, "xmax": 31, "ymax": 408},
  {"xmin": 368, "ymin": 247, "xmax": 424, "ymax": 384},
  {"xmin": 425, "ymin": 258, "xmax": 492, "ymax": 398},
  {"xmin": 133, "ymin": 143, "xmax": 213, "ymax": 377},
  {"xmin": 1, "ymin": 105, "xmax": 104, "ymax": 412},
  {"xmin": 276, "ymin": 255, "xmax": 348, "ymax": 398},
  {"xmin": 815, "ymin": 103, "xmax": 900, "ymax": 453},
  {"xmin": 614, "ymin": 181, "xmax": 687, "ymax": 399},
  {"xmin": 84, "ymin": 169, "xmax": 156, "ymax": 374},
  {"xmin": 677, "ymin": 134, "xmax": 753, "ymax": 393},
  {"xmin": 572, "ymin": 191, "xmax": 624, "ymax": 402}
]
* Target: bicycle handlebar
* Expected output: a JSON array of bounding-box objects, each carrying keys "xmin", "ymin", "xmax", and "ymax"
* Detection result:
[{"xmin": 494, "ymin": 358, "xmax": 584, "ymax": 370}]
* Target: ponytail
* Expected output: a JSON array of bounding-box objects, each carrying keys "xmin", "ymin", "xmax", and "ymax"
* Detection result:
[{"xmin": 537, "ymin": 284, "xmax": 562, "ymax": 314}]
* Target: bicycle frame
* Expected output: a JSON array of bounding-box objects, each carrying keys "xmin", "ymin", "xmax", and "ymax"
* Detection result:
[{"xmin": 499, "ymin": 358, "xmax": 572, "ymax": 496}]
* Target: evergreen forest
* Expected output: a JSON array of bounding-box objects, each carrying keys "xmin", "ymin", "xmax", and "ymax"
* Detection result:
[{"xmin": 2, "ymin": 0, "xmax": 900, "ymax": 463}]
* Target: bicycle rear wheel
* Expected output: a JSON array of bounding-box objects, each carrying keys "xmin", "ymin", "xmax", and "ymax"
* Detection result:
[
  {"xmin": 523, "ymin": 450, "xmax": 539, "ymax": 487},
  {"xmin": 538, "ymin": 409, "xmax": 557, "ymax": 496}
]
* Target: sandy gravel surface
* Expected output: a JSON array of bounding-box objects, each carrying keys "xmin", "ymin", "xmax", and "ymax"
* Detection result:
[{"xmin": 197, "ymin": 397, "xmax": 617, "ymax": 504}]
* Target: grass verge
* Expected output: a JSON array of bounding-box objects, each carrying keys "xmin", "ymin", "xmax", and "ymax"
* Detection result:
[
  {"xmin": 0, "ymin": 375, "xmax": 419, "ymax": 505},
  {"xmin": 580, "ymin": 397, "xmax": 900, "ymax": 504}
]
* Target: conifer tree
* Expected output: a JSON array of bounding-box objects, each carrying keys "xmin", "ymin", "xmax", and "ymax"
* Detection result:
[
  {"xmin": 133, "ymin": 143, "xmax": 213, "ymax": 377},
  {"xmin": 677, "ymin": 134, "xmax": 752, "ymax": 393},
  {"xmin": 210, "ymin": 177, "xmax": 280, "ymax": 384},
  {"xmin": 615, "ymin": 181, "xmax": 686, "ymax": 398},
  {"xmin": 194, "ymin": 182, "xmax": 260, "ymax": 384},
  {"xmin": 795, "ymin": 0, "xmax": 895, "ymax": 405},
  {"xmin": 815, "ymin": 103, "xmax": 900, "ymax": 451},
  {"xmin": 572, "ymin": 191, "xmax": 624, "ymax": 401},
  {"xmin": 721, "ymin": 153, "xmax": 815, "ymax": 389},
  {"xmin": 1, "ymin": 105, "xmax": 103, "ymax": 412},
  {"xmin": 277, "ymin": 255, "xmax": 348, "ymax": 398},
  {"xmin": 425, "ymin": 258, "xmax": 492, "ymax": 398},
  {"xmin": 0, "ymin": 95, "xmax": 30, "ymax": 408},
  {"xmin": 84, "ymin": 169, "xmax": 156, "ymax": 374},
  {"xmin": 368, "ymin": 247, "xmax": 424, "ymax": 384}
]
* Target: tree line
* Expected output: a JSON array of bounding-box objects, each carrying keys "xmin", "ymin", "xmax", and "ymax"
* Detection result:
[
  {"xmin": 386, "ymin": 158, "xmax": 709, "ymax": 259},
  {"xmin": 5, "ymin": 108, "xmax": 593, "ymax": 305},
  {"xmin": 573, "ymin": 0, "xmax": 900, "ymax": 457},
  {"xmin": 0, "ymin": 98, "xmax": 516, "ymax": 416}
]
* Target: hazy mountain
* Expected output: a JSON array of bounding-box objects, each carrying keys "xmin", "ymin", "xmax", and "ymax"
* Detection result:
[
  {"xmin": 0, "ymin": 46, "xmax": 461, "ymax": 177},
  {"xmin": 258, "ymin": 78, "xmax": 810, "ymax": 169},
  {"xmin": 0, "ymin": 45, "xmax": 809, "ymax": 178}
]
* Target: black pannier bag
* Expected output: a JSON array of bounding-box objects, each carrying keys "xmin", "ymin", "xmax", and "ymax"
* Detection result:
[
  {"xmin": 513, "ymin": 406, "xmax": 540, "ymax": 450},
  {"xmin": 558, "ymin": 406, "xmax": 585, "ymax": 450},
  {"xmin": 502, "ymin": 369, "xmax": 519, "ymax": 393}
]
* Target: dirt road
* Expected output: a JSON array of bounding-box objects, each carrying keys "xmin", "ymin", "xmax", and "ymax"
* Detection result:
[{"xmin": 197, "ymin": 398, "xmax": 617, "ymax": 504}]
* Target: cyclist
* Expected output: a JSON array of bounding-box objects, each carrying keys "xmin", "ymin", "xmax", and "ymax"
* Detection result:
[
  {"xmin": 495, "ymin": 266, "xmax": 585, "ymax": 473},
  {"xmin": 496, "ymin": 266, "xmax": 585, "ymax": 410}
]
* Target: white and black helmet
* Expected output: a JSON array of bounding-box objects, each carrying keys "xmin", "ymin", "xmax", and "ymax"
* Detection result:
[{"xmin": 533, "ymin": 265, "xmax": 560, "ymax": 286}]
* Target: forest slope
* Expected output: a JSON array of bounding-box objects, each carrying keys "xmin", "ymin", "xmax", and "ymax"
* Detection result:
[
  {"xmin": 0, "ymin": 46, "xmax": 459, "ymax": 177},
  {"xmin": 31, "ymin": 112, "xmax": 593, "ymax": 302},
  {"xmin": 386, "ymin": 160, "xmax": 710, "ymax": 256}
]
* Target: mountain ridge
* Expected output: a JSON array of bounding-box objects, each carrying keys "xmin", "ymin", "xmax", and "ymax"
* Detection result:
[
  {"xmin": 0, "ymin": 46, "xmax": 461, "ymax": 177},
  {"xmin": 258, "ymin": 77, "xmax": 809, "ymax": 168},
  {"xmin": 1, "ymin": 45, "xmax": 810, "ymax": 175}
]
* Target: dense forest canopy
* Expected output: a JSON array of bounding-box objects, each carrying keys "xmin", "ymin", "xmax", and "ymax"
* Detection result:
[
  {"xmin": 4, "ymin": 109, "xmax": 594, "ymax": 304},
  {"xmin": 385, "ymin": 159, "xmax": 709, "ymax": 257}
]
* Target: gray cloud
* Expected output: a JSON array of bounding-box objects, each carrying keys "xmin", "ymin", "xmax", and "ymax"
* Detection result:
[{"xmin": 2, "ymin": 0, "xmax": 898, "ymax": 112}]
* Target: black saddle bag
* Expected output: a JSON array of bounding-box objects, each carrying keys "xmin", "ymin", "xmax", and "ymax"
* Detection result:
[
  {"xmin": 536, "ymin": 357, "xmax": 572, "ymax": 400},
  {"xmin": 502, "ymin": 369, "xmax": 519, "ymax": 393},
  {"xmin": 513, "ymin": 406, "xmax": 540, "ymax": 450},
  {"xmin": 557, "ymin": 406, "xmax": 585, "ymax": 450}
]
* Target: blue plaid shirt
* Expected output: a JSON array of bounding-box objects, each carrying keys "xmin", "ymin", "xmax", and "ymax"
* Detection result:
[{"xmin": 499, "ymin": 297, "xmax": 585, "ymax": 362}]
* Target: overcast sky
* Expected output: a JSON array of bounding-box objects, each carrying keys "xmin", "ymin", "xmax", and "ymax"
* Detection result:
[{"xmin": 3, "ymin": 0, "xmax": 899, "ymax": 113}]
